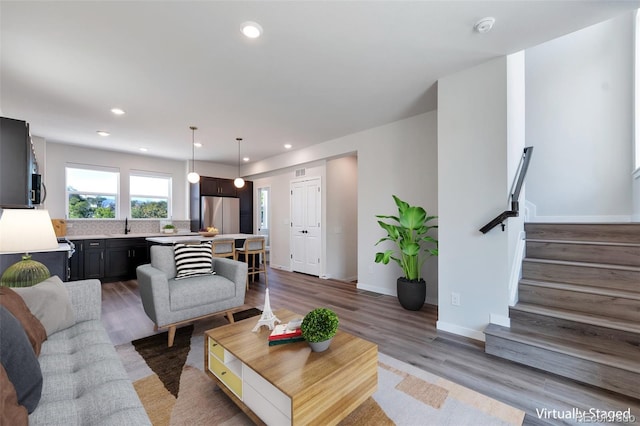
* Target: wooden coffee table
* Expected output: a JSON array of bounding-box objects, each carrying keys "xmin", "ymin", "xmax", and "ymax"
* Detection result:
[{"xmin": 204, "ymin": 308, "xmax": 378, "ymax": 425}]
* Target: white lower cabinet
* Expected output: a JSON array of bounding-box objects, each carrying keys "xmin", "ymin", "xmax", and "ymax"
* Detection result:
[{"xmin": 242, "ymin": 365, "xmax": 292, "ymax": 426}]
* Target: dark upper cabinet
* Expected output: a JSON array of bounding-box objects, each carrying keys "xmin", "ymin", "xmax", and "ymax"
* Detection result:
[
  {"xmin": 200, "ymin": 177, "xmax": 236, "ymax": 197},
  {"xmin": 190, "ymin": 176, "xmax": 253, "ymax": 233},
  {"xmin": 0, "ymin": 117, "xmax": 38, "ymax": 208}
]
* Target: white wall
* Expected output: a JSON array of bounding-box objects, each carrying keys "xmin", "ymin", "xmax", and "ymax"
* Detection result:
[
  {"xmin": 326, "ymin": 155, "xmax": 358, "ymax": 281},
  {"xmin": 526, "ymin": 13, "xmax": 634, "ymax": 222},
  {"xmin": 438, "ymin": 55, "xmax": 525, "ymax": 340},
  {"xmin": 246, "ymin": 111, "xmax": 438, "ymax": 301},
  {"xmin": 251, "ymin": 162, "xmax": 327, "ymax": 273},
  {"xmin": 44, "ymin": 142, "xmax": 191, "ymax": 220}
]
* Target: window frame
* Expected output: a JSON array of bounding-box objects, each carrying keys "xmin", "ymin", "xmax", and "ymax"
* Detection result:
[
  {"xmin": 65, "ymin": 164, "xmax": 120, "ymax": 219},
  {"xmin": 129, "ymin": 171, "xmax": 172, "ymax": 220}
]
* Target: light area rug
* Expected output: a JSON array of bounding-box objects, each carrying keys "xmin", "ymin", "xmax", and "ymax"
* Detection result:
[{"xmin": 116, "ymin": 315, "xmax": 524, "ymax": 426}]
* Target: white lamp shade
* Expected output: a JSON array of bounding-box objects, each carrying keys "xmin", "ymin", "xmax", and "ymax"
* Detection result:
[
  {"xmin": 234, "ymin": 177, "xmax": 245, "ymax": 188},
  {"xmin": 0, "ymin": 209, "xmax": 59, "ymax": 253},
  {"xmin": 187, "ymin": 171, "xmax": 200, "ymax": 183}
]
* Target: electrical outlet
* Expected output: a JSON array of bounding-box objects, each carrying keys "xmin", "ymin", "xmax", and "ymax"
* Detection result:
[{"xmin": 451, "ymin": 292, "xmax": 461, "ymax": 306}]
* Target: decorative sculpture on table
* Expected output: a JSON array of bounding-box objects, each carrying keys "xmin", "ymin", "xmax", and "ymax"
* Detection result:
[{"xmin": 252, "ymin": 288, "xmax": 281, "ymax": 332}]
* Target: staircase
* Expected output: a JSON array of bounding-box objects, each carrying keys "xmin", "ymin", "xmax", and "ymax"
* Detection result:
[{"xmin": 484, "ymin": 223, "xmax": 640, "ymax": 399}]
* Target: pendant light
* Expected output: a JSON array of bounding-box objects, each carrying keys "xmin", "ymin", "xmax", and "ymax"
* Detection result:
[
  {"xmin": 234, "ymin": 137, "xmax": 245, "ymax": 188},
  {"xmin": 187, "ymin": 126, "xmax": 200, "ymax": 184}
]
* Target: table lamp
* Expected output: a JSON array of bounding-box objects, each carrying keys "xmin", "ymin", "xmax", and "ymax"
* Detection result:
[{"xmin": 0, "ymin": 209, "xmax": 59, "ymax": 287}]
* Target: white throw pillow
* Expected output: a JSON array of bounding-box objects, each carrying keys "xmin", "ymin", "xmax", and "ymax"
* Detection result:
[
  {"xmin": 173, "ymin": 242, "xmax": 215, "ymax": 280},
  {"xmin": 13, "ymin": 275, "xmax": 75, "ymax": 336}
]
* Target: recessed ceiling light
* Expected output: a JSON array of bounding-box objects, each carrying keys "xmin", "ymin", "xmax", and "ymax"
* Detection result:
[
  {"xmin": 139, "ymin": 147, "xmax": 148, "ymax": 152},
  {"xmin": 194, "ymin": 142, "xmax": 202, "ymax": 148},
  {"xmin": 284, "ymin": 144, "xmax": 292, "ymax": 149},
  {"xmin": 111, "ymin": 108, "xmax": 125, "ymax": 115},
  {"xmin": 241, "ymin": 21, "xmax": 263, "ymax": 39},
  {"xmin": 243, "ymin": 157, "xmax": 250, "ymax": 162},
  {"xmin": 474, "ymin": 17, "xmax": 495, "ymax": 33},
  {"xmin": 97, "ymin": 130, "xmax": 110, "ymax": 136}
]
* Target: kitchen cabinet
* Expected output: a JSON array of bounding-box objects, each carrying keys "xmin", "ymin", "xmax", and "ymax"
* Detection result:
[
  {"xmin": 69, "ymin": 239, "xmax": 104, "ymax": 280},
  {"xmin": 190, "ymin": 176, "xmax": 253, "ymax": 233},
  {"xmin": 200, "ymin": 177, "xmax": 236, "ymax": 197},
  {"xmin": 69, "ymin": 240, "xmax": 83, "ymax": 281},
  {"xmin": 237, "ymin": 180, "xmax": 254, "ymax": 234},
  {"xmin": 70, "ymin": 237, "xmax": 149, "ymax": 282},
  {"xmin": 0, "ymin": 117, "xmax": 39, "ymax": 208},
  {"xmin": 83, "ymin": 239, "xmax": 105, "ymax": 279},
  {"xmin": 105, "ymin": 238, "xmax": 149, "ymax": 281}
]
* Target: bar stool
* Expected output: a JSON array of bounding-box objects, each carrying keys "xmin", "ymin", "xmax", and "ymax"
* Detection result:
[
  {"xmin": 234, "ymin": 236, "xmax": 268, "ymax": 290},
  {"xmin": 210, "ymin": 238, "xmax": 235, "ymax": 259}
]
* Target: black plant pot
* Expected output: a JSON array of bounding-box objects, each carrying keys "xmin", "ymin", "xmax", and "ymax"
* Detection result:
[{"xmin": 397, "ymin": 277, "xmax": 426, "ymax": 311}]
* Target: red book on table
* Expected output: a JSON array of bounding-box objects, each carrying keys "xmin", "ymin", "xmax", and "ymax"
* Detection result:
[{"xmin": 268, "ymin": 324, "xmax": 302, "ymax": 341}]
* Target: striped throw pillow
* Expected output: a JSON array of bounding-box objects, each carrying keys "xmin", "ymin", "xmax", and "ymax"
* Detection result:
[{"xmin": 173, "ymin": 242, "xmax": 214, "ymax": 280}]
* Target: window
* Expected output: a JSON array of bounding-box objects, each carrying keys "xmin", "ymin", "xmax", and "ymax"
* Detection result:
[
  {"xmin": 130, "ymin": 173, "xmax": 171, "ymax": 219},
  {"xmin": 66, "ymin": 166, "xmax": 119, "ymax": 219}
]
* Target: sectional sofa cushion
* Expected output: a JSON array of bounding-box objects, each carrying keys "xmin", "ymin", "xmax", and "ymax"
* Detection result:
[
  {"xmin": 0, "ymin": 287, "xmax": 46, "ymax": 356},
  {"xmin": 14, "ymin": 276, "xmax": 75, "ymax": 336},
  {"xmin": 0, "ymin": 306, "xmax": 43, "ymax": 414}
]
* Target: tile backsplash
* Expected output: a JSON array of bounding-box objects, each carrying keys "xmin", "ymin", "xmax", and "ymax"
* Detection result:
[{"xmin": 65, "ymin": 219, "xmax": 191, "ymax": 236}]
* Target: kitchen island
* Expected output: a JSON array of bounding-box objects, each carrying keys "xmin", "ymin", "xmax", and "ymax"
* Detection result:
[{"xmin": 145, "ymin": 233, "xmax": 262, "ymax": 245}]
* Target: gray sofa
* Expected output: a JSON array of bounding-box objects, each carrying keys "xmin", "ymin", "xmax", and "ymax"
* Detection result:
[
  {"xmin": 136, "ymin": 245, "xmax": 248, "ymax": 347},
  {"xmin": 30, "ymin": 279, "xmax": 150, "ymax": 425}
]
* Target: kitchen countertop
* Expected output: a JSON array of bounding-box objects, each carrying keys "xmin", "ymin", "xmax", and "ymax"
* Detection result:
[
  {"xmin": 0, "ymin": 243, "xmax": 72, "ymax": 255},
  {"xmin": 146, "ymin": 233, "xmax": 260, "ymax": 244},
  {"xmin": 66, "ymin": 232, "xmax": 199, "ymax": 240}
]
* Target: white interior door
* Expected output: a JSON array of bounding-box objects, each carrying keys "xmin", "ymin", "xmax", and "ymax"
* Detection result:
[{"xmin": 290, "ymin": 177, "xmax": 321, "ymax": 276}]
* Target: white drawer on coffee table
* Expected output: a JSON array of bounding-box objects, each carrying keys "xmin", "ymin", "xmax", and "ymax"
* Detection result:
[{"xmin": 242, "ymin": 365, "xmax": 291, "ymax": 424}]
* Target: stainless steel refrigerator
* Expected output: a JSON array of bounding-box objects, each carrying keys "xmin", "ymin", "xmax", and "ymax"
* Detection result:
[{"xmin": 201, "ymin": 196, "xmax": 240, "ymax": 234}]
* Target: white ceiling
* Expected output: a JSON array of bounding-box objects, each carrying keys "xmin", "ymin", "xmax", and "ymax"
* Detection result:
[{"xmin": 1, "ymin": 1, "xmax": 638, "ymax": 166}]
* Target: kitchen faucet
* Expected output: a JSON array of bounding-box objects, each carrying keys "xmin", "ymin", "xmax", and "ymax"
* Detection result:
[{"xmin": 124, "ymin": 217, "xmax": 131, "ymax": 235}]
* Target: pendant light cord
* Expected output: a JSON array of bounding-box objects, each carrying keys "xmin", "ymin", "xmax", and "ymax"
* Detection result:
[
  {"xmin": 190, "ymin": 126, "xmax": 197, "ymax": 173},
  {"xmin": 236, "ymin": 137, "xmax": 242, "ymax": 176}
]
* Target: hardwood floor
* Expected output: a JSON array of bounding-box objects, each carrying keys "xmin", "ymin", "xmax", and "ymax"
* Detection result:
[{"xmin": 101, "ymin": 267, "xmax": 640, "ymax": 425}]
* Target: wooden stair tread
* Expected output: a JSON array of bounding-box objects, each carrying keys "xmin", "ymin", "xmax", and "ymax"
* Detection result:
[
  {"xmin": 527, "ymin": 238, "xmax": 640, "ymax": 248},
  {"xmin": 523, "ymin": 257, "xmax": 640, "ymax": 272},
  {"xmin": 511, "ymin": 302, "xmax": 640, "ymax": 335},
  {"xmin": 519, "ymin": 278, "xmax": 640, "ymax": 300},
  {"xmin": 484, "ymin": 324, "xmax": 640, "ymax": 373}
]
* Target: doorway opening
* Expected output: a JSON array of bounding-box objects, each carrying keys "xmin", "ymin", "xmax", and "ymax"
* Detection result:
[{"xmin": 258, "ymin": 186, "xmax": 271, "ymax": 263}]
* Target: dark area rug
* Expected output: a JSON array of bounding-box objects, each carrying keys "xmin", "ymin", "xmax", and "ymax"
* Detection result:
[
  {"xmin": 231, "ymin": 307, "xmax": 262, "ymax": 322},
  {"xmin": 131, "ymin": 324, "xmax": 194, "ymax": 398}
]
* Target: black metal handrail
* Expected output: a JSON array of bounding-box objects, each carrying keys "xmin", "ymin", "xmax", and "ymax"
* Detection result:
[{"xmin": 480, "ymin": 146, "xmax": 533, "ymax": 234}]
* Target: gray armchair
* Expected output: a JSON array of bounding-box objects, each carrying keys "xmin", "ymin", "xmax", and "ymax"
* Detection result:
[{"xmin": 136, "ymin": 245, "xmax": 248, "ymax": 346}]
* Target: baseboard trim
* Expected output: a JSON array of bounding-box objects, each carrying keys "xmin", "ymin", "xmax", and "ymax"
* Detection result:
[
  {"xmin": 527, "ymin": 215, "xmax": 632, "ymax": 223},
  {"xmin": 490, "ymin": 313, "xmax": 511, "ymax": 328},
  {"xmin": 270, "ymin": 264, "xmax": 292, "ymax": 272},
  {"xmin": 356, "ymin": 282, "xmax": 395, "ymax": 297},
  {"xmin": 436, "ymin": 320, "xmax": 485, "ymax": 342}
]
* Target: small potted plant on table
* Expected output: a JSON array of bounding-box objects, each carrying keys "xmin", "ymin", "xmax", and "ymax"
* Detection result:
[{"xmin": 301, "ymin": 308, "xmax": 339, "ymax": 352}]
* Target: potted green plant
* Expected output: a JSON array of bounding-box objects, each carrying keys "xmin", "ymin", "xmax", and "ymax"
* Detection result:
[
  {"xmin": 374, "ymin": 195, "xmax": 438, "ymax": 310},
  {"xmin": 162, "ymin": 224, "xmax": 176, "ymax": 234},
  {"xmin": 300, "ymin": 308, "xmax": 339, "ymax": 352}
]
